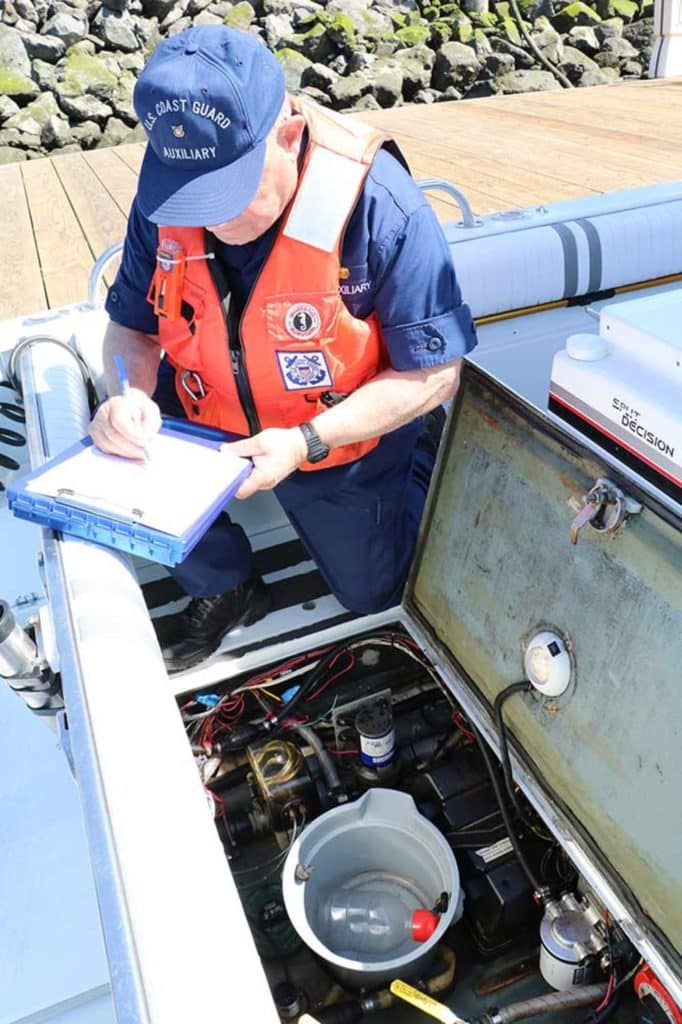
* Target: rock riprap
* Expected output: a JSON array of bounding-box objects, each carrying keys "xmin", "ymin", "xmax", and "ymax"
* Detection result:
[{"xmin": 0, "ymin": 0, "xmax": 654, "ymax": 162}]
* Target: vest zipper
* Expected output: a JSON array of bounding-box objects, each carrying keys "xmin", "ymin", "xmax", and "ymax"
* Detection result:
[{"xmin": 205, "ymin": 233, "xmax": 261, "ymax": 436}]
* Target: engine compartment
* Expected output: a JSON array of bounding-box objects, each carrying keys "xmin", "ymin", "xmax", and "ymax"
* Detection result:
[{"xmin": 177, "ymin": 626, "xmax": 655, "ymax": 1024}]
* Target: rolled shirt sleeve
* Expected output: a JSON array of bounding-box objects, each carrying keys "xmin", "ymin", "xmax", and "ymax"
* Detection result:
[{"xmin": 360, "ymin": 154, "xmax": 478, "ymax": 370}]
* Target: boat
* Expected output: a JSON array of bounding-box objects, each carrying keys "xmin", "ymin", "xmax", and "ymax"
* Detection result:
[{"xmin": 0, "ymin": 177, "xmax": 679, "ymax": 1024}]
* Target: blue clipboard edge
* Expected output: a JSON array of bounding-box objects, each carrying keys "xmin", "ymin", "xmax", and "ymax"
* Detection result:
[{"xmin": 7, "ymin": 417, "xmax": 251, "ymax": 567}]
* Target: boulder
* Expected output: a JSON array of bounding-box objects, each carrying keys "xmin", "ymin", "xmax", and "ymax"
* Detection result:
[
  {"xmin": 551, "ymin": 0, "xmax": 601, "ymax": 33},
  {"xmin": 300, "ymin": 59, "xmax": 340, "ymax": 90},
  {"xmin": 464, "ymin": 79, "xmax": 497, "ymax": 96},
  {"xmin": 14, "ymin": 0, "xmax": 40, "ymax": 23},
  {"xmin": 596, "ymin": 0, "xmax": 637, "ymax": 19},
  {"xmin": 133, "ymin": 16, "xmax": 162, "ymax": 48},
  {"xmin": 374, "ymin": 62, "xmax": 404, "ymax": 105},
  {"xmin": 263, "ymin": 11, "xmax": 294, "ymax": 46},
  {"xmin": 530, "ymin": 25, "xmax": 565, "ymax": 63},
  {"xmin": 567, "ymin": 23, "xmax": 600, "ymax": 53},
  {"xmin": 262, "ymin": 0, "xmax": 296, "ymax": 12},
  {"xmin": 353, "ymin": 93, "xmax": 382, "ymax": 110},
  {"xmin": 71, "ymin": 118, "xmax": 102, "ymax": 146},
  {"xmin": 4, "ymin": 111, "xmax": 42, "ymax": 136},
  {"xmin": 300, "ymin": 84, "xmax": 333, "ymax": 104},
  {"xmin": 22, "ymin": 31, "xmax": 66, "ymax": 60},
  {"xmin": 0, "ymin": 128, "xmax": 22, "ymax": 146},
  {"xmin": 223, "ymin": 0, "xmax": 256, "ymax": 28},
  {"xmin": 58, "ymin": 51, "xmax": 120, "ymax": 99},
  {"xmin": 92, "ymin": 7, "xmax": 141, "ymax": 51},
  {"xmin": 436, "ymin": 84, "xmax": 463, "ymax": 99},
  {"xmin": 111, "ymin": 69, "xmax": 137, "ymax": 123},
  {"xmin": 0, "ymin": 24, "xmax": 31, "ymax": 76},
  {"xmin": 328, "ymin": 69, "xmax": 374, "ymax": 106},
  {"xmin": 118, "ymin": 51, "xmax": 146, "ymax": 70},
  {"xmin": 431, "ymin": 40, "xmax": 482, "ymax": 90},
  {"xmin": 594, "ymin": 16, "xmax": 622, "ymax": 40},
  {"xmin": 394, "ymin": 43, "xmax": 434, "ymax": 98},
  {"xmin": 395, "ymin": 23, "xmax": 431, "ymax": 46},
  {"xmin": 558, "ymin": 41, "xmax": 599, "ymax": 80},
  {"xmin": 485, "ymin": 49, "xmax": 515, "ymax": 73},
  {"xmin": 5, "ymin": 90, "xmax": 60, "ymax": 130},
  {"xmin": 497, "ymin": 67, "xmax": 562, "ymax": 90},
  {"xmin": 594, "ymin": 33, "xmax": 637, "ymax": 65},
  {"xmin": 99, "ymin": 114, "xmax": 133, "ymax": 145},
  {"xmin": 32, "ymin": 58, "xmax": 59, "ymax": 89},
  {"xmin": 622, "ymin": 17, "xmax": 652, "ymax": 52},
  {"xmin": 41, "ymin": 9, "xmax": 88, "ymax": 45},
  {"xmin": 193, "ymin": 11, "xmax": 222, "ymax": 22},
  {"xmin": 0, "ymin": 67, "xmax": 39, "ymax": 101},
  {"xmin": 0, "ymin": 145, "xmax": 27, "ymax": 162},
  {"xmin": 141, "ymin": 0, "xmax": 179, "ymax": 21},
  {"xmin": 41, "ymin": 112, "xmax": 72, "ymax": 147},
  {"xmin": 0, "ymin": 94, "xmax": 21, "ymax": 121},
  {"xmin": 491, "ymin": 37, "xmax": 535, "ymax": 67},
  {"xmin": 275, "ymin": 46, "xmax": 312, "ymax": 88},
  {"xmin": 1, "ymin": 3, "xmax": 20, "ymax": 28},
  {"xmin": 56, "ymin": 91, "xmax": 113, "ymax": 123},
  {"xmin": 579, "ymin": 66, "xmax": 618, "ymax": 84}
]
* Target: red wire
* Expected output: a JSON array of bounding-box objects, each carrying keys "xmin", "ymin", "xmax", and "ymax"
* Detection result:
[
  {"xmin": 595, "ymin": 973, "xmax": 614, "ymax": 1013},
  {"xmin": 306, "ymin": 651, "xmax": 356, "ymax": 702},
  {"xmin": 243, "ymin": 645, "xmax": 334, "ymax": 689},
  {"xmin": 326, "ymin": 748, "xmax": 359, "ymax": 756},
  {"xmin": 452, "ymin": 710, "xmax": 475, "ymax": 741}
]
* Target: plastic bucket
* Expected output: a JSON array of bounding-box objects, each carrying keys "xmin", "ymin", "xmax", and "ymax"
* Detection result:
[{"xmin": 282, "ymin": 789, "xmax": 461, "ymax": 989}]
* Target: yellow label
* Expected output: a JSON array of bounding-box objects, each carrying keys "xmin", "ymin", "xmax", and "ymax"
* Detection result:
[{"xmin": 390, "ymin": 980, "xmax": 459, "ymax": 1023}]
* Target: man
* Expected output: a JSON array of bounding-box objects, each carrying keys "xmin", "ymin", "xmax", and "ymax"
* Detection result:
[{"xmin": 91, "ymin": 24, "xmax": 477, "ymax": 673}]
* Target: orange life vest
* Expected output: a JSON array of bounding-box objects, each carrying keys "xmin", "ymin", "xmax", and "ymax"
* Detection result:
[{"xmin": 150, "ymin": 100, "xmax": 393, "ymax": 470}]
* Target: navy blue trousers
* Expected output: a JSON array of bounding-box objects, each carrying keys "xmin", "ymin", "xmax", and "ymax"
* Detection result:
[{"xmin": 155, "ymin": 363, "xmax": 434, "ymax": 614}]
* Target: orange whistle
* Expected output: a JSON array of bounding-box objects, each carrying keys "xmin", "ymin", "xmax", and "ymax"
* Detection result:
[{"xmin": 148, "ymin": 238, "xmax": 186, "ymax": 321}]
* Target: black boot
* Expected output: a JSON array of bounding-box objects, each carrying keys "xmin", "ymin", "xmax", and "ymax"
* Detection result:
[{"xmin": 161, "ymin": 575, "xmax": 272, "ymax": 674}]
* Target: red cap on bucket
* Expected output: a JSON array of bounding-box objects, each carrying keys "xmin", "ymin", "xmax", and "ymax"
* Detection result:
[{"xmin": 411, "ymin": 909, "xmax": 439, "ymax": 942}]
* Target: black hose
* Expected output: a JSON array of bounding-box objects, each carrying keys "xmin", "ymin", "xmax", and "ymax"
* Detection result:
[
  {"xmin": 494, "ymin": 682, "xmax": 536, "ymax": 830},
  {"xmin": 473, "ymin": 725, "xmax": 544, "ymax": 896}
]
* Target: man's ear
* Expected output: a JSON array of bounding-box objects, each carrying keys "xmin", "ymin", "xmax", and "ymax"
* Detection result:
[{"xmin": 279, "ymin": 113, "xmax": 306, "ymax": 159}]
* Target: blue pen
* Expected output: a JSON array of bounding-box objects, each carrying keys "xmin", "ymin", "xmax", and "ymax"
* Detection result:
[{"xmin": 113, "ymin": 353, "xmax": 151, "ymax": 461}]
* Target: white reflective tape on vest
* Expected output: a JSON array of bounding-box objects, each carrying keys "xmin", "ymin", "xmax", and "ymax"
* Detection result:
[{"xmin": 283, "ymin": 147, "xmax": 367, "ymax": 253}]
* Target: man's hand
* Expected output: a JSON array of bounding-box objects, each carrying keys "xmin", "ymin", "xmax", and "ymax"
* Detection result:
[
  {"xmin": 228, "ymin": 427, "xmax": 308, "ymax": 499},
  {"xmin": 89, "ymin": 390, "xmax": 161, "ymax": 459}
]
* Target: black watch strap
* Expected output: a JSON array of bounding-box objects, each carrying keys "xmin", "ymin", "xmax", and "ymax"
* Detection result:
[{"xmin": 299, "ymin": 421, "xmax": 330, "ymax": 463}]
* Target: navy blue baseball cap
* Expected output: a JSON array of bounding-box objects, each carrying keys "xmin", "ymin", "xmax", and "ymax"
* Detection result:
[{"xmin": 133, "ymin": 26, "xmax": 286, "ymax": 226}]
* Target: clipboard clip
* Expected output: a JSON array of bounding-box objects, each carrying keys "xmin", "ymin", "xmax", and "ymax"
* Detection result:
[{"xmin": 57, "ymin": 487, "xmax": 145, "ymax": 521}]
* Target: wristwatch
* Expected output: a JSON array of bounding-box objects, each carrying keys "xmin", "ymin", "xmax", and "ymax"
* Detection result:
[{"xmin": 299, "ymin": 421, "xmax": 330, "ymax": 463}]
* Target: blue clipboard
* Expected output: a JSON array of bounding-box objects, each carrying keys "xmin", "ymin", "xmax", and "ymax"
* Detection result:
[{"xmin": 7, "ymin": 417, "xmax": 251, "ymax": 566}]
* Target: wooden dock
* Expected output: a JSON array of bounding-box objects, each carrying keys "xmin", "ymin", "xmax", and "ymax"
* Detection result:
[{"xmin": 2, "ymin": 77, "xmax": 681, "ymax": 321}]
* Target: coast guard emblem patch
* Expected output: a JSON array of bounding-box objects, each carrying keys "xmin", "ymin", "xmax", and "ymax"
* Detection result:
[
  {"xmin": 285, "ymin": 303, "xmax": 322, "ymax": 340},
  {"xmin": 171, "ymin": 124, "xmax": 185, "ymax": 138},
  {"xmin": 276, "ymin": 351, "xmax": 333, "ymax": 391}
]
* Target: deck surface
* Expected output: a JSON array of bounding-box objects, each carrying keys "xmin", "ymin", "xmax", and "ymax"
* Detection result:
[{"xmin": 2, "ymin": 77, "xmax": 681, "ymax": 320}]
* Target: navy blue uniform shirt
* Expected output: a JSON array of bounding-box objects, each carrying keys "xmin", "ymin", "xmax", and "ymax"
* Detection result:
[{"xmin": 106, "ymin": 148, "xmax": 477, "ymax": 370}]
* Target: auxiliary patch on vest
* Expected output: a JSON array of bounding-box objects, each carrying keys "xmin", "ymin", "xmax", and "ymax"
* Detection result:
[
  {"xmin": 285, "ymin": 303, "xmax": 322, "ymax": 340},
  {"xmin": 276, "ymin": 351, "xmax": 333, "ymax": 391}
]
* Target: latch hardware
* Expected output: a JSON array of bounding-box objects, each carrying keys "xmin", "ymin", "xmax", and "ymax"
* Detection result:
[{"xmin": 569, "ymin": 478, "xmax": 642, "ymax": 545}]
